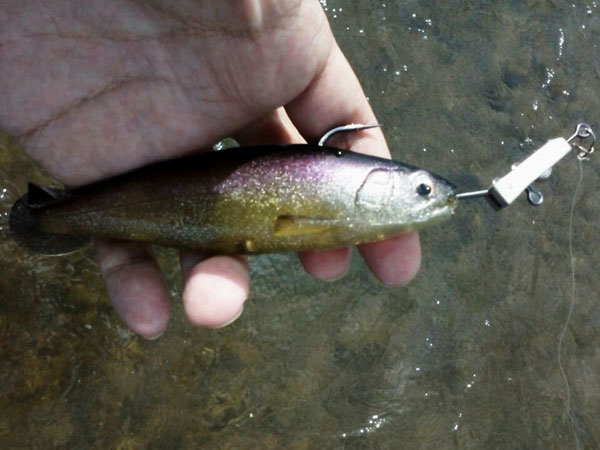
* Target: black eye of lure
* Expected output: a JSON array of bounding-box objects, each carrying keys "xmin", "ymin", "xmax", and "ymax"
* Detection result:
[{"xmin": 417, "ymin": 183, "xmax": 432, "ymax": 196}]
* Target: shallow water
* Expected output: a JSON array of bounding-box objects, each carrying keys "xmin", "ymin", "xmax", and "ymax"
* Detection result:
[{"xmin": 2, "ymin": 1, "xmax": 600, "ymax": 448}]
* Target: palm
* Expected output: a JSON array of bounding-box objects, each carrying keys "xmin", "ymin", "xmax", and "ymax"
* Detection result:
[
  {"xmin": 1, "ymin": 0, "xmax": 421, "ymax": 338},
  {"xmin": 2, "ymin": 0, "xmax": 331, "ymax": 184}
]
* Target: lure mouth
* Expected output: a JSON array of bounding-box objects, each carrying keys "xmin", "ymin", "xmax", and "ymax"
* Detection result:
[
  {"xmin": 447, "ymin": 193, "xmax": 458, "ymax": 208},
  {"xmin": 434, "ymin": 176, "xmax": 457, "ymax": 210}
]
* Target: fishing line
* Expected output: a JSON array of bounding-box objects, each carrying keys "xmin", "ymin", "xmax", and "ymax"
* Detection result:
[{"xmin": 557, "ymin": 157, "xmax": 584, "ymax": 450}]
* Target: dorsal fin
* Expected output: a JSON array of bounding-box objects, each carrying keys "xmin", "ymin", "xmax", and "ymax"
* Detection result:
[{"xmin": 25, "ymin": 183, "xmax": 64, "ymax": 208}]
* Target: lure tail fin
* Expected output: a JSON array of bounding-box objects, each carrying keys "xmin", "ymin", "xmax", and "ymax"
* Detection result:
[{"xmin": 9, "ymin": 183, "xmax": 89, "ymax": 255}]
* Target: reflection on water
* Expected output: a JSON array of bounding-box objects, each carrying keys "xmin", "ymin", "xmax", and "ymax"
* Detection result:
[{"xmin": 2, "ymin": 1, "xmax": 600, "ymax": 448}]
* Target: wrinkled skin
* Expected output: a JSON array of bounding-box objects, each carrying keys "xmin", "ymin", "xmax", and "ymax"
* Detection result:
[{"xmin": 0, "ymin": 0, "xmax": 421, "ymax": 338}]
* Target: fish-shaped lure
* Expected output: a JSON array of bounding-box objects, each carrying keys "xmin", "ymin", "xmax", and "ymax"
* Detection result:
[{"xmin": 10, "ymin": 129, "xmax": 457, "ymax": 255}]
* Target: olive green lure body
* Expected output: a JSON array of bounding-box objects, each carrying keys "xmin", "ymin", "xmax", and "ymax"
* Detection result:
[{"xmin": 10, "ymin": 145, "xmax": 456, "ymax": 255}]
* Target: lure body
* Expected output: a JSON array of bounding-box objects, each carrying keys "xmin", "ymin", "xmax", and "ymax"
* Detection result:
[{"xmin": 10, "ymin": 145, "xmax": 456, "ymax": 255}]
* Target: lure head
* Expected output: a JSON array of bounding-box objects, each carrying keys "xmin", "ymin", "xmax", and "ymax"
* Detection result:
[{"xmin": 354, "ymin": 163, "xmax": 456, "ymax": 233}]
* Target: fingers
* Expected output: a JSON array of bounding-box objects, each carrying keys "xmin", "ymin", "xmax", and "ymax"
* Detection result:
[
  {"xmin": 180, "ymin": 252, "xmax": 250, "ymax": 328},
  {"xmin": 284, "ymin": 42, "xmax": 422, "ymax": 285},
  {"xmin": 94, "ymin": 239, "xmax": 170, "ymax": 339},
  {"xmin": 358, "ymin": 233, "xmax": 421, "ymax": 286},
  {"xmin": 298, "ymin": 247, "xmax": 351, "ymax": 281},
  {"xmin": 94, "ymin": 238, "xmax": 249, "ymax": 334},
  {"xmin": 235, "ymin": 108, "xmax": 353, "ymax": 281}
]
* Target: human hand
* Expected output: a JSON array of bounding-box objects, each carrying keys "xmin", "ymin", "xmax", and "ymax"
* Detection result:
[{"xmin": 1, "ymin": 0, "xmax": 421, "ymax": 338}]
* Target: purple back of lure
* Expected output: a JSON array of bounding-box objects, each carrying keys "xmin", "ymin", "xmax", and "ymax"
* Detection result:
[{"xmin": 9, "ymin": 145, "xmax": 456, "ymax": 255}]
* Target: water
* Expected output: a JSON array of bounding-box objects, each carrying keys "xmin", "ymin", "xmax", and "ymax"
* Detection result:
[{"xmin": 2, "ymin": 1, "xmax": 600, "ymax": 448}]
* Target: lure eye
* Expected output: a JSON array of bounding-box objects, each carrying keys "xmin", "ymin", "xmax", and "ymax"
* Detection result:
[{"xmin": 416, "ymin": 183, "xmax": 432, "ymax": 196}]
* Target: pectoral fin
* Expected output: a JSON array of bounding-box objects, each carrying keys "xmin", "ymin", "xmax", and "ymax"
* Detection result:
[{"xmin": 274, "ymin": 215, "xmax": 339, "ymax": 237}]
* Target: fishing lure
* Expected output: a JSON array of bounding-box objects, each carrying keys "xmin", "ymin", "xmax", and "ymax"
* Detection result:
[
  {"xmin": 9, "ymin": 123, "xmax": 594, "ymax": 256},
  {"xmin": 9, "ymin": 124, "xmax": 456, "ymax": 255}
]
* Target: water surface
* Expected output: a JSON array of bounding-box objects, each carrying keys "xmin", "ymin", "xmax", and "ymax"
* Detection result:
[{"xmin": 2, "ymin": 1, "xmax": 600, "ymax": 448}]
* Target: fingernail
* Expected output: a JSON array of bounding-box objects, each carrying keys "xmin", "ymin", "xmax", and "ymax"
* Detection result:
[
  {"xmin": 143, "ymin": 329, "xmax": 166, "ymax": 340},
  {"xmin": 321, "ymin": 265, "xmax": 349, "ymax": 282},
  {"xmin": 213, "ymin": 306, "xmax": 244, "ymax": 329}
]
